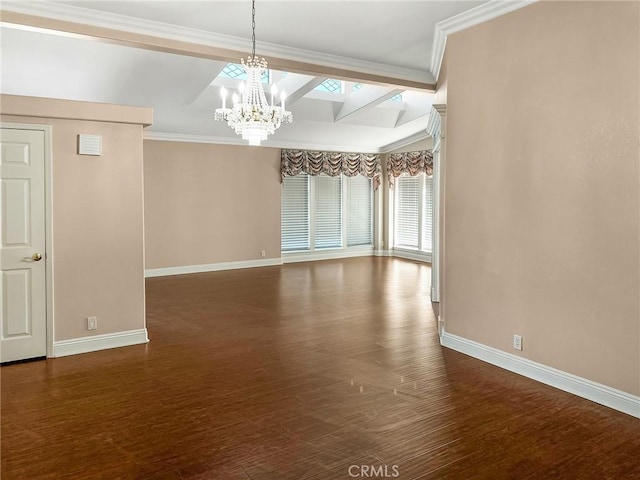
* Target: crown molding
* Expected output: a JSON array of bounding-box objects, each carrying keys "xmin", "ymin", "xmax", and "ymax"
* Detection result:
[
  {"xmin": 379, "ymin": 131, "xmax": 430, "ymax": 154},
  {"xmin": 430, "ymin": 0, "xmax": 539, "ymax": 81},
  {"xmin": 0, "ymin": 0, "xmax": 433, "ymax": 87},
  {"xmin": 143, "ymin": 131, "xmax": 381, "ymax": 154}
]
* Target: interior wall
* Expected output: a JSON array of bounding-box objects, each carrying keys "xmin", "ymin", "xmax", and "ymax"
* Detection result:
[
  {"xmin": 2, "ymin": 109, "xmax": 147, "ymax": 342},
  {"xmin": 444, "ymin": 1, "xmax": 639, "ymax": 395},
  {"xmin": 143, "ymin": 140, "xmax": 281, "ymax": 269}
]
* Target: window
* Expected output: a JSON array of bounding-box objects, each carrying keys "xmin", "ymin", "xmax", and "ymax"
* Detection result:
[
  {"xmin": 395, "ymin": 176, "xmax": 420, "ymax": 249},
  {"xmin": 281, "ymin": 174, "xmax": 373, "ymax": 252},
  {"xmin": 281, "ymin": 175, "xmax": 309, "ymax": 251},
  {"xmin": 421, "ymin": 175, "xmax": 433, "ymax": 253},
  {"xmin": 219, "ymin": 63, "xmax": 270, "ymax": 83},
  {"xmin": 394, "ymin": 174, "xmax": 433, "ymax": 253},
  {"xmin": 347, "ymin": 175, "xmax": 373, "ymax": 246},
  {"xmin": 314, "ymin": 79, "xmax": 344, "ymax": 93},
  {"xmin": 314, "ymin": 176, "xmax": 342, "ymax": 249}
]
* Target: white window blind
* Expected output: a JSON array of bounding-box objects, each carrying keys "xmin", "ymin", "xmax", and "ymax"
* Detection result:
[
  {"xmin": 347, "ymin": 176, "xmax": 373, "ymax": 246},
  {"xmin": 395, "ymin": 176, "xmax": 421, "ymax": 249},
  {"xmin": 281, "ymin": 174, "xmax": 310, "ymax": 251},
  {"xmin": 314, "ymin": 175, "xmax": 342, "ymax": 249},
  {"xmin": 421, "ymin": 175, "xmax": 433, "ymax": 253},
  {"xmin": 394, "ymin": 174, "xmax": 433, "ymax": 254}
]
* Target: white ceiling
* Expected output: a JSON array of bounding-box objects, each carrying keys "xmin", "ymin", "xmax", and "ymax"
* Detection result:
[{"xmin": 0, "ymin": 0, "xmax": 498, "ymax": 152}]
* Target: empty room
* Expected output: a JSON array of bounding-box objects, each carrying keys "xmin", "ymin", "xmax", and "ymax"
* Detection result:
[{"xmin": 1, "ymin": 1, "xmax": 639, "ymax": 479}]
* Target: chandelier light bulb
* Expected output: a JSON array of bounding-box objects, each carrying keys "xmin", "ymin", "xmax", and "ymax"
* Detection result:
[
  {"xmin": 280, "ymin": 91, "xmax": 286, "ymax": 111},
  {"xmin": 220, "ymin": 87, "xmax": 228, "ymax": 109}
]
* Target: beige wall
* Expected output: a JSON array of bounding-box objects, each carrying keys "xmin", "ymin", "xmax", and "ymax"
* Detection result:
[
  {"xmin": 143, "ymin": 141, "xmax": 281, "ymax": 269},
  {"xmin": 2, "ymin": 100, "xmax": 147, "ymax": 341},
  {"xmin": 443, "ymin": 1, "xmax": 639, "ymax": 395}
]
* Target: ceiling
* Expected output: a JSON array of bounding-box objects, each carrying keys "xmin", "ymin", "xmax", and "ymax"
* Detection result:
[{"xmin": 0, "ymin": 0, "xmax": 506, "ymax": 152}]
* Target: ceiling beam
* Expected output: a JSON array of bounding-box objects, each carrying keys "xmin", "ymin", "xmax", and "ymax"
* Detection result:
[
  {"xmin": 0, "ymin": 11, "xmax": 436, "ymax": 92},
  {"xmin": 275, "ymin": 74, "xmax": 327, "ymax": 107},
  {"xmin": 335, "ymin": 85, "xmax": 404, "ymax": 122},
  {"xmin": 394, "ymin": 91, "xmax": 433, "ymax": 127},
  {"xmin": 183, "ymin": 63, "xmax": 227, "ymax": 106}
]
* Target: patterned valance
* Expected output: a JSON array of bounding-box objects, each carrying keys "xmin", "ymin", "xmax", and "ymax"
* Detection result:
[
  {"xmin": 387, "ymin": 150, "xmax": 433, "ymax": 189},
  {"xmin": 281, "ymin": 150, "xmax": 382, "ymax": 190}
]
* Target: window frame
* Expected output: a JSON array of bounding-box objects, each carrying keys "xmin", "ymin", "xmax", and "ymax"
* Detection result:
[
  {"xmin": 392, "ymin": 173, "xmax": 433, "ymax": 257},
  {"xmin": 281, "ymin": 174, "xmax": 374, "ymax": 255}
]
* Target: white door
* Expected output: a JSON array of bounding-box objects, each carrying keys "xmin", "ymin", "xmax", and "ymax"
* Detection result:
[{"xmin": 0, "ymin": 128, "xmax": 47, "ymax": 363}]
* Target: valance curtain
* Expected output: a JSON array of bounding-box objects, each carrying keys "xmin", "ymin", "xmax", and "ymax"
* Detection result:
[
  {"xmin": 387, "ymin": 150, "xmax": 433, "ymax": 189},
  {"xmin": 281, "ymin": 150, "xmax": 382, "ymax": 190}
]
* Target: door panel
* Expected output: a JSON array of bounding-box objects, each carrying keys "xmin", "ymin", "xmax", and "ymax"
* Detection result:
[
  {"xmin": 3, "ymin": 179, "xmax": 31, "ymax": 246},
  {"xmin": 0, "ymin": 128, "xmax": 47, "ymax": 363},
  {"xmin": 3, "ymin": 269, "xmax": 32, "ymax": 337}
]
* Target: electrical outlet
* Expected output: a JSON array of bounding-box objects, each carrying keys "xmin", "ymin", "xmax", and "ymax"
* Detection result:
[
  {"xmin": 87, "ymin": 316, "xmax": 97, "ymax": 331},
  {"xmin": 261, "ymin": 250, "xmax": 266, "ymax": 258},
  {"xmin": 513, "ymin": 334, "xmax": 523, "ymax": 351}
]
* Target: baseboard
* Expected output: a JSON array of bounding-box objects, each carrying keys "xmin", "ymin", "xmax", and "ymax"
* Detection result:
[
  {"xmin": 440, "ymin": 330, "xmax": 640, "ymax": 418},
  {"xmin": 145, "ymin": 257, "xmax": 283, "ymax": 278},
  {"xmin": 283, "ymin": 248, "xmax": 373, "ymax": 264},
  {"xmin": 391, "ymin": 249, "xmax": 432, "ymax": 263},
  {"xmin": 283, "ymin": 248, "xmax": 432, "ymax": 264},
  {"xmin": 53, "ymin": 329, "xmax": 149, "ymax": 358}
]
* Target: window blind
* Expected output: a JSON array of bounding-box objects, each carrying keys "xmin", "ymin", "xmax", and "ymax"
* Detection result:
[
  {"xmin": 314, "ymin": 175, "xmax": 342, "ymax": 249},
  {"xmin": 421, "ymin": 175, "xmax": 433, "ymax": 254},
  {"xmin": 395, "ymin": 176, "xmax": 421, "ymax": 249},
  {"xmin": 347, "ymin": 176, "xmax": 373, "ymax": 246},
  {"xmin": 281, "ymin": 175, "xmax": 310, "ymax": 251}
]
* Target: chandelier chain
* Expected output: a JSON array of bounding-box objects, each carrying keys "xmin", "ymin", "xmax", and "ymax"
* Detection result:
[{"xmin": 251, "ymin": 0, "xmax": 256, "ymax": 59}]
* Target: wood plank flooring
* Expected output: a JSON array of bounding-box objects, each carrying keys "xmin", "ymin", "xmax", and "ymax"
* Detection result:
[{"xmin": 2, "ymin": 257, "xmax": 639, "ymax": 479}]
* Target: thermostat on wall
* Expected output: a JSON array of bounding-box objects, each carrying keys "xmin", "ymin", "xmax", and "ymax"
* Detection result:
[{"xmin": 78, "ymin": 134, "xmax": 102, "ymax": 156}]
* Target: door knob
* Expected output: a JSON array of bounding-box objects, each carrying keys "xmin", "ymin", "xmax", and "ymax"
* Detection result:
[{"xmin": 31, "ymin": 253, "xmax": 42, "ymax": 262}]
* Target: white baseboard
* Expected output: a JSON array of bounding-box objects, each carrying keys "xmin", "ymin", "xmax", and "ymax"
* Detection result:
[
  {"xmin": 391, "ymin": 249, "xmax": 432, "ymax": 263},
  {"xmin": 282, "ymin": 248, "xmax": 430, "ymax": 263},
  {"xmin": 53, "ymin": 328, "xmax": 149, "ymax": 358},
  {"xmin": 145, "ymin": 257, "xmax": 282, "ymax": 278},
  {"xmin": 283, "ymin": 248, "xmax": 373, "ymax": 264},
  {"xmin": 441, "ymin": 330, "xmax": 640, "ymax": 418}
]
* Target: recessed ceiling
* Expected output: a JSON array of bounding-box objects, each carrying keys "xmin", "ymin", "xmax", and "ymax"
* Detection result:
[{"xmin": 0, "ymin": 0, "xmax": 493, "ymax": 152}]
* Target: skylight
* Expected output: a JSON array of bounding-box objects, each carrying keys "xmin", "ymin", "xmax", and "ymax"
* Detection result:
[
  {"xmin": 219, "ymin": 63, "xmax": 269, "ymax": 83},
  {"xmin": 315, "ymin": 79, "xmax": 343, "ymax": 93}
]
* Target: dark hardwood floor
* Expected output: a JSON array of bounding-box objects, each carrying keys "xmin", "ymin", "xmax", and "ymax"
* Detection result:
[{"xmin": 2, "ymin": 257, "xmax": 639, "ymax": 479}]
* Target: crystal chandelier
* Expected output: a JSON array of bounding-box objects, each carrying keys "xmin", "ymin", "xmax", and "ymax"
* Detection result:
[{"xmin": 214, "ymin": 0, "xmax": 293, "ymax": 146}]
